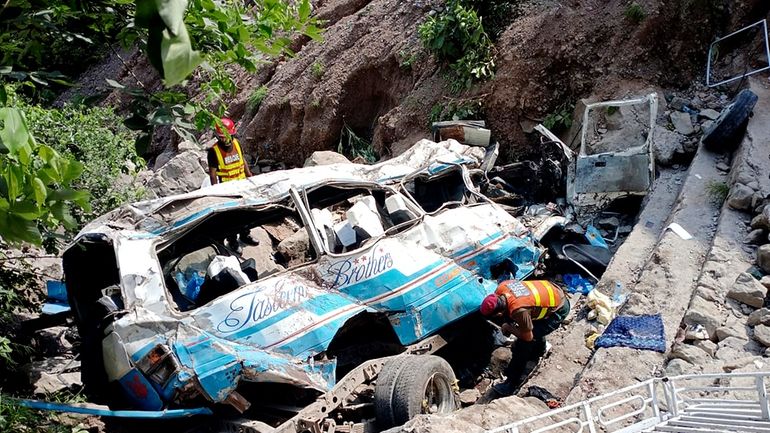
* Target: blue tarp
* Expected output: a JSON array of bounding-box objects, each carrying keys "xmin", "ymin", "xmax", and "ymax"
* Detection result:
[{"xmin": 595, "ymin": 314, "xmax": 666, "ymax": 352}]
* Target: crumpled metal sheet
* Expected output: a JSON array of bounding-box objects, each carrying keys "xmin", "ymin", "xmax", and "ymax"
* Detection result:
[{"xmin": 68, "ymin": 138, "xmax": 545, "ymax": 409}]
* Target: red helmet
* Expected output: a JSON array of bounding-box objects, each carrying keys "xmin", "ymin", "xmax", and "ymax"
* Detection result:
[
  {"xmin": 215, "ymin": 117, "xmax": 236, "ymax": 137},
  {"xmin": 480, "ymin": 294, "xmax": 501, "ymax": 316}
]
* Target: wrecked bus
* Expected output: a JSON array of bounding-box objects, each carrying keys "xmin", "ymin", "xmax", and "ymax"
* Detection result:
[{"xmin": 60, "ymin": 138, "xmax": 558, "ymax": 432}]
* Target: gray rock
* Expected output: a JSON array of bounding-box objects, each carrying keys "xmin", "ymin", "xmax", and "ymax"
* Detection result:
[
  {"xmin": 670, "ymin": 343, "xmax": 711, "ymax": 364},
  {"xmin": 241, "ymin": 227, "xmax": 284, "ymax": 278},
  {"xmin": 684, "ymin": 295, "xmax": 723, "ymax": 339},
  {"xmin": 728, "ymin": 183, "xmax": 756, "ymax": 211},
  {"xmin": 758, "ymin": 245, "xmax": 770, "ymax": 274},
  {"xmin": 653, "ymin": 128, "xmax": 685, "ymax": 166},
  {"xmin": 753, "ymin": 205, "xmax": 770, "ymax": 231},
  {"xmin": 669, "ymin": 96, "xmax": 690, "ymax": 111},
  {"xmin": 670, "ymin": 112, "xmax": 695, "ymax": 135},
  {"xmin": 717, "ymin": 336, "xmax": 763, "ymax": 360},
  {"xmin": 490, "ymin": 347, "xmax": 512, "ymax": 377},
  {"xmin": 694, "ymin": 339, "xmax": 718, "ymax": 357},
  {"xmin": 747, "ymin": 181, "xmax": 761, "ymax": 191},
  {"xmin": 723, "ymin": 356, "xmax": 761, "ymax": 372},
  {"xmin": 762, "ymin": 277, "xmax": 770, "ymax": 290},
  {"xmin": 144, "ymin": 150, "xmax": 207, "ymax": 198},
  {"xmin": 716, "ymin": 162, "xmax": 730, "ymax": 172},
  {"xmin": 754, "ymin": 324, "xmax": 770, "ymax": 347},
  {"xmin": 699, "ymin": 108, "xmax": 721, "ymax": 120},
  {"xmin": 303, "ymin": 151, "xmax": 351, "ymax": 167},
  {"xmin": 277, "ymin": 229, "xmax": 311, "ymax": 267},
  {"xmin": 745, "ymin": 229, "xmax": 767, "ymax": 245},
  {"xmin": 597, "ymin": 216, "xmax": 620, "ymax": 229},
  {"xmin": 24, "ymin": 356, "xmax": 82, "ymax": 395},
  {"xmin": 34, "ymin": 326, "xmax": 73, "ymax": 357},
  {"xmin": 727, "ymin": 273, "xmax": 768, "ymax": 308},
  {"xmin": 459, "ymin": 388, "xmax": 481, "ymax": 406},
  {"xmin": 748, "ymin": 308, "xmax": 770, "ymax": 326},
  {"xmin": 716, "ymin": 321, "xmax": 749, "ymax": 341},
  {"xmin": 666, "ymin": 358, "xmax": 694, "ymax": 376}
]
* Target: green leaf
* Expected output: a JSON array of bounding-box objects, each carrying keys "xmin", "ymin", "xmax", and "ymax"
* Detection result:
[
  {"xmin": 160, "ymin": 24, "xmax": 202, "ymax": 86},
  {"xmin": 155, "ymin": 0, "xmax": 188, "ymax": 35},
  {"xmin": 50, "ymin": 202, "xmax": 78, "ymax": 230},
  {"xmin": 31, "ymin": 177, "xmax": 46, "ymax": 206},
  {"xmin": 9, "ymin": 200, "xmax": 42, "ymax": 221},
  {"xmin": 0, "ymin": 108, "xmax": 32, "ymax": 157},
  {"xmin": 0, "ymin": 212, "xmax": 42, "ymax": 245},
  {"xmin": 135, "ymin": 0, "xmax": 158, "ymax": 28},
  {"xmin": 60, "ymin": 160, "xmax": 84, "ymax": 183},
  {"xmin": 299, "ymin": 0, "xmax": 311, "ymax": 21}
]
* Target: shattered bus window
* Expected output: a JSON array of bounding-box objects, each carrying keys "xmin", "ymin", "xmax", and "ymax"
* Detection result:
[{"xmin": 156, "ymin": 200, "xmax": 315, "ymax": 311}]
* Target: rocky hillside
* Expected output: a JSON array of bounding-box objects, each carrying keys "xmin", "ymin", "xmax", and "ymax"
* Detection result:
[{"xmin": 66, "ymin": 0, "xmax": 769, "ymax": 167}]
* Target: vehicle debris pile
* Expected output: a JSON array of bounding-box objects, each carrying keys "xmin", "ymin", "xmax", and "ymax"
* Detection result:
[{"xmin": 15, "ymin": 94, "xmax": 693, "ymax": 432}]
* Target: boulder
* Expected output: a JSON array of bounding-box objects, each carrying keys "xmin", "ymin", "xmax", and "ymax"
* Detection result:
[
  {"xmin": 653, "ymin": 128, "xmax": 684, "ymax": 166},
  {"xmin": 459, "ymin": 388, "xmax": 481, "ymax": 406},
  {"xmin": 277, "ymin": 229, "xmax": 312, "ymax": 267},
  {"xmin": 24, "ymin": 356, "xmax": 81, "ymax": 395},
  {"xmin": 723, "ymin": 356, "xmax": 763, "ymax": 372},
  {"xmin": 751, "ymin": 205, "xmax": 770, "ymax": 231},
  {"xmin": 670, "ymin": 112, "xmax": 695, "ymax": 135},
  {"xmin": 728, "ymin": 183, "xmax": 756, "ymax": 211},
  {"xmin": 699, "ymin": 108, "xmax": 721, "ymax": 120},
  {"xmin": 694, "ymin": 339, "xmax": 717, "ymax": 357},
  {"xmin": 669, "ymin": 96, "xmax": 691, "ymax": 111},
  {"xmin": 716, "ymin": 321, "xmax": 749, "ymax": 341},
  {"xmin": 727, "ymin": 273, "xmax": 768, "ymax": 308},
  {"xmin": 745, "ymin": 229, "xmax": 767, "ymax": 245},
  {"xmin": 33, "ymin": 326, "xmax": 73, "ymax": 357},
  {"xmin": 762, "ymin": 277, "xmax": 770, "ymax": 290},
  {"xmin": 670, "ymin": 343, "xmax": 711, "ymax": 364},
  {"xmin": 717, "ymin": 336, "xmax": 763, "ymax": 360},
  {"xmin": 303, "ymin": 151, "xmax": 351, "ymax": 167},
  {"xmin": 241, "ymin": 227, "xmax": 284, "ymax": 278},
  {"xmin": 748, "ymin": 308, "xmax": 770, "ymax": 327},
  {"xmin": 754, "ymin": 324, "xmax": 770, "ymax": 347},
  {"xmin": 758, "ymin": 245, "xmax": 770, "ymax": 274},
  {"xmin": 666, "ymin": 358, "xmax": 694, "ymax": 376},
  {"xmin": 716, "ymin": 162, "xmax": 730, "ymax": 172},
  {"xmin": 683, "ymin": 295, "xmax": 723, "ymax": 339},
  {"xmin": 144, "ymin": 150, "xmax": 207, "ymax": 198}
]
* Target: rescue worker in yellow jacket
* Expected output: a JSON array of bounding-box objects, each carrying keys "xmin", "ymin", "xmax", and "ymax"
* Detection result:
[
  {"xmin": 480, "ymin": 279, "xmax": 570, "ymax": 396},
  {"xmin": 208, "ymin": 117, "xmax": 254, "ymax": 184},
  {"xmin": 207, "ymin": 117, "xmax": 256, "ymax": 253}
]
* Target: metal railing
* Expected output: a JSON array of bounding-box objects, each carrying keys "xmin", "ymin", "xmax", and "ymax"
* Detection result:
[{"xmin": 487, "ymin": 371, "xmax": 770, "ymax": 433}]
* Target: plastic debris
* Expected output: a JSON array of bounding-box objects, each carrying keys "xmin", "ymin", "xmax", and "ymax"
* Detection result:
[
  {"xmin": 584, "ymin": 225, "xmax": 609, "ymax": 250},
  {"xmin": 562, "ymin": 274, "xmax": 594, "ymax": 294},
  {"xmin": 587, "ymin": 289, "xmax": 615, "ymax": 325},
  {"xmin": 526, "ymin": 385, "xmax": 561, "ymax": 408},
  {"xmin": 666, "ymin": 223, "xmax": 693, "ymax": 240}
]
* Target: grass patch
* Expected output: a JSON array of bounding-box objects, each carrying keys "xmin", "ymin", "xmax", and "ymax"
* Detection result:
[
  {"xmin": 707, "ymin": 180, "xmax": 729, "ymax": 204},
  {"xmin": 311, "ymin": 61, "xmax": 325, "ymax": 79},
  {"xmin": 337, "ymin": 124, "xmax": 378, "ymax": 163},
  {"xmin": 246, "ymin": 85, "xmax": 268, "ymax": 114},
  {"xmin": 624, "ymin": 2, "xmax": 646, "ymax": 24}
]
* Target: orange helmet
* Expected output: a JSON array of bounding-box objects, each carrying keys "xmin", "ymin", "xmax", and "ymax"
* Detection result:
[{"xmin": 215, "ymin": 117, "xmax": 236, "ymax": 137}]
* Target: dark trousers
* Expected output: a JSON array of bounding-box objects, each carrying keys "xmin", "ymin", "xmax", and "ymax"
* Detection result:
[{"xmin": 504, "ymin": 300, "xmax": 570, "ymax": 381}]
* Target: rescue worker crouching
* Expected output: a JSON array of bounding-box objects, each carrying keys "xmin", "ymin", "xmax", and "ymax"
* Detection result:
[
  {"xmin": 480, "ymin": 279, "xmax": 570, "ymax": 397},
  {"xmin": 207, "ymin": 117, "xmax": 257, "ymax": 254}
]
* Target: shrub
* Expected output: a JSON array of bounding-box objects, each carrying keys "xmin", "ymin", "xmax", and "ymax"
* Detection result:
[
  {"xmin": 543, "ymin": 103, "xmax": 575, "ymax": 133},
  {"xmin": 247, "ymin": 85, "xmax": 269, "ymax": 114},
  {"xmin": 419, "ymin": 0, "xmax": 494, "ymax": 92},
  {"xmin": 21, "ymin": 102, "xmax": 145, "ymax": 223},
  {"xmin": 706, "ymin": 180, "xmax": 729, "ymax": 204},
  {"xmin": 311, "ymin": 61, "xmax": 325, "ymax": 79},
  {"xmin": 337, "ymin": 124, "xmax": 377, "ymax": 163},
  {"xmin": 429, "ymin": 98, "xmax": 484, "ymax": 124},
  {"xmin": 625, "ymin": 2, "xmax": 646, "ymax": 24}
]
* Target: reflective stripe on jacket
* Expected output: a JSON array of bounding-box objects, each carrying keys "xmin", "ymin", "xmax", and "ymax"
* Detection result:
[
  {"xmin": 496, "ymin": 280, "xmax": 564, "ymax": 320},
  {"xmin": 213, "ymin": 138, "xmax": 246, "ymax": 182}
]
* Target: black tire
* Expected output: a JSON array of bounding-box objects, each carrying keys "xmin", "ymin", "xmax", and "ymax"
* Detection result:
[
  {"xmin": 374, "ymin": 355, "xmax": 413, "ymax": 428},
  {"xmin": 702, "ymin": 89, "xmax": 758, "ymax": 151},
  {"xmin": 388, "ymin": 355, "xmax": 458, "ymax": 427}
]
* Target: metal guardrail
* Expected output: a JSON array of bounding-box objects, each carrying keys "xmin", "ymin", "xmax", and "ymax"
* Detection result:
[{"xmin": 487, "ymin": 371, "xmax": 770, "ymax": 433}]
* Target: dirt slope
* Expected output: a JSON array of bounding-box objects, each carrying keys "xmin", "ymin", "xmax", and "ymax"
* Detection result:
[{"xmin": 68, "ymin": 0, "xmax": 770, "ymax": 166}]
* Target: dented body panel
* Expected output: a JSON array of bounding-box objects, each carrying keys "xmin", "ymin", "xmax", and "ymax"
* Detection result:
[{"xmin": 63, "ymin": 139, "xmax": 544, "ymax": 412}]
